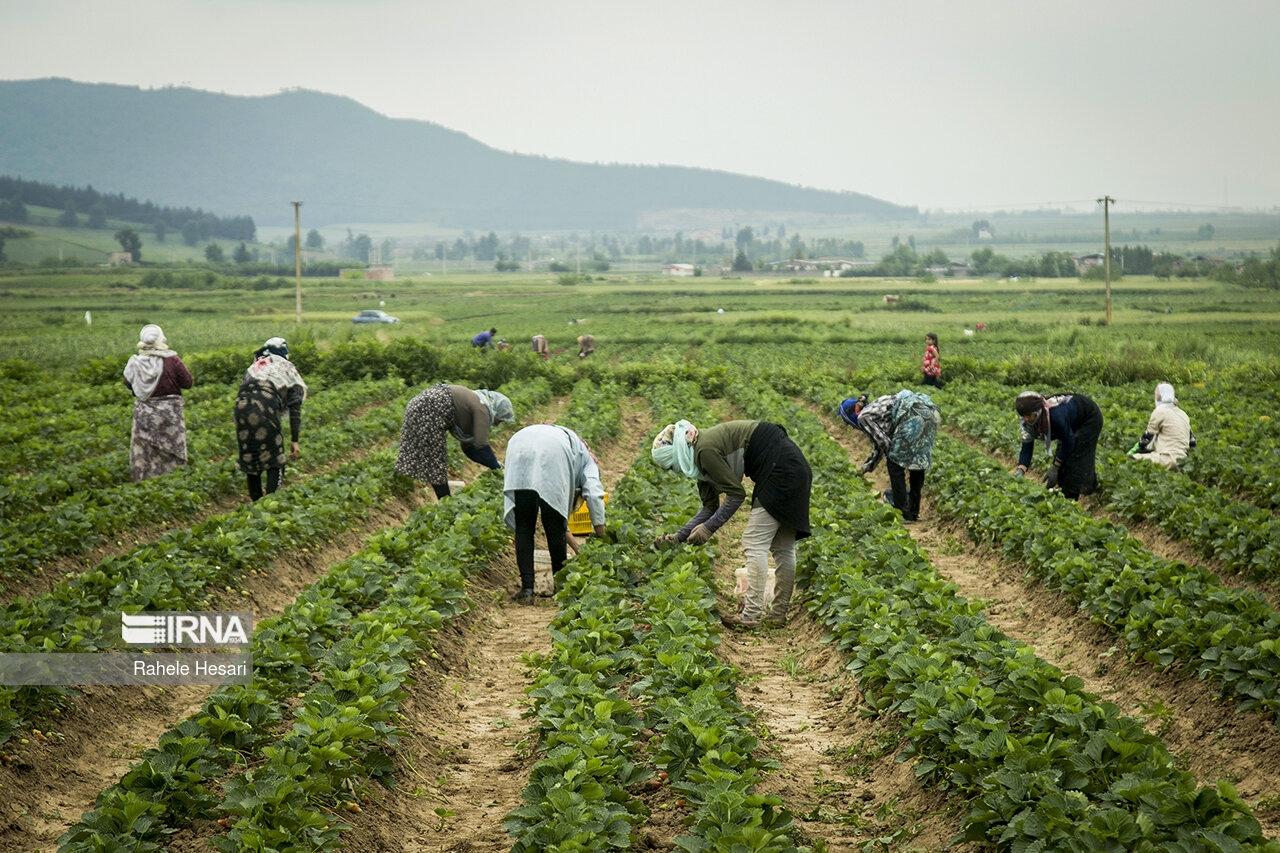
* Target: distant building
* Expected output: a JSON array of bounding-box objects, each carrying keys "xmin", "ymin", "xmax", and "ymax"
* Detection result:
[
  {"xmin": 339, "ymin": 266, "xmax": 395, "ymax": 281},
  {"xmin": 1075, "ymin": 253, "xmax": 1105, "ymax": 272},
  {"xmin": 664, "ymin": 263, "xmax": 696, "ymax": 276},
  {"xmin": 106, "ymin": 251, "xmax": 133, "ymax": 267},
  {"xmin": 977, "ymin": 227, "xmax": 994, "ymax": 240}
]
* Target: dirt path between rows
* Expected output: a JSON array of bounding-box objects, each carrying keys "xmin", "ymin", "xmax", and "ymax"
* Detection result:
[
  {"xmin": 0, "ymin": 397, "xmax": 566, "ymax": 852},
  {"xmin": 941, "ymin": 424, "xmax": 1280, "ymax": 609},
  {"xmin": 703, "ymin": 509, "xmax": 969, "ymax": 852},
  {"xmin": 820, "ymin": 411, "xmax": 1280, "ymax": 838},
  {"xmin": 342, "ymin": 399, "xmax": 651, "ymax": 852}
]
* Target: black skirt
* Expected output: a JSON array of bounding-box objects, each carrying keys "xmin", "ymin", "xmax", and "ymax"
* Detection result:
[
  {"xmin": 1060, "ymin": 395, "xmax": 1103, "ymax": 497},
  {"xmin": 744, "ymin": 422, "xmax": 812, "ymax": 539}
]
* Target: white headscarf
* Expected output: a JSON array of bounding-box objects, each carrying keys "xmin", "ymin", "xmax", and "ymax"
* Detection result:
[
  {"xmin": 247, "ymin": 337, "xmax": 307, "ymax": 399},
  {"xmin": 123, "ymin": 324, "xmax": 177, "ymax": 400},
  {"xmin": 1155, "ymin": 382, "xmax": 1177, "ymax": 407}
]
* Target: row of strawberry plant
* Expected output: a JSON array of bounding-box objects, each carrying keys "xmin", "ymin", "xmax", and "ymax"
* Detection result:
[
  {"xmin": 209, "ymin": 375, "xmax": 581, "ymax": 849},
  {"xmin": 0, "ymin": 376, "xmax": 407, "ymax": 579},
  {"xmin": 0, "ymin": 379, "xmax": 552, "ymax": 744},
  {"xmin": 58, "ymin": 377, "xmax": 556, "ymax": 849},
  {"xmin": 729, "ymin": 379, "xmax": 1274, "ymax": 850},
  {"xmin": 937, "ymin": 383, "xmax": 1280, "ymax": 582},
  {"xmin": 60, "ymin": 474, "xmax": 510, "ymax": 852},
  {"xmin": 502, "ymin": 378, "xmax": 654, "ymax": 849},
  {"xmin": 0, "ymin": 381, "xmax": 235, "ymax": 474},
  {"xmin": 507, "ymin": 380, "xmax": 798, "ymax": 850},
  {"xmin": 631, "ymin": 381, "xmax": 796, "ymax": 851},
  {"xmin": 1079, "ymin": 383, "xmax": 1279, "ymax": 512},
  {"xmin": 0, "ymin": 376, "xmax": 356, "ymax": 518},
  {"xmin": 928, "ymin": 435, "xmax": 1280, "ymax": 719}
]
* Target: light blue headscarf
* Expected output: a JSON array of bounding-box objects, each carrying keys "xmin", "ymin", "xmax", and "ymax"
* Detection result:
[
  {"xmin": 651, "ymin": 420, "xmax": 699, "ymax": 478},
  {"xmin": 475, "ymin": 389, "xmax": 514, "ymax": 425}
]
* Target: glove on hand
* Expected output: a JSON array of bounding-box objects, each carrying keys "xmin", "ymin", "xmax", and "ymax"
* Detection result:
[
  {"xmin": 1012, "ymin": 466, "xmax": 1026, "ymax": 478},
  {"xmin": 686, "ymin": 524, "xmax": 713, "ymax": 546},
  {"xmin": 859, "ymin": 461, "xmax": 874, "ymax": 475},
  {"xmin": 1044, "ymin": 466, "xmax": 1060, "ymax": 490},
  {"xmin": 653, "ymin": 533, "xmax": 677, "ymax": 550}
]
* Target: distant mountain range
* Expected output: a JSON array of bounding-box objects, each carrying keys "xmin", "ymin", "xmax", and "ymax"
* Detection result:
[{"xmin": 0, "ymin": 78, "xmax": 915, "ymax": 229}]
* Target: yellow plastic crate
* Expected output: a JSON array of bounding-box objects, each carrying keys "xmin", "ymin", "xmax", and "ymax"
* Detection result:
[{"xmin": 568, "ymin": 492, "xmax": 609, "ymax": 535}]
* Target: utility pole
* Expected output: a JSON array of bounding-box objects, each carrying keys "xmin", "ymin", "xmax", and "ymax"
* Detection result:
[
  {"xmin": 291, "ymin": 201, "xmax": 303, "ymax": 324},
  {"xmin": 1096, "ymin": 195, "xmax": 1114, "ymax": 326}
]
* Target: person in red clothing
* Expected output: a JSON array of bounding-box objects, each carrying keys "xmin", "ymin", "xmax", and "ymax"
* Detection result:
[
  {"xmin": 122, "ymin": 324, "xmax": 194, "ymax": 481},
  {"xmin": 921, "ymin": 332, "xmax": 944, "ymax": 388}
]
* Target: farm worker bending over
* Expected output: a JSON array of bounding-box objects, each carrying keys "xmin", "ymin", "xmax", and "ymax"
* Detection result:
[
  {"xmin": 839, "ymin": 390, "xmax": 940, "ymax": 523},
  {"xmin": 396, "ymin": 384, "xmax": 513, "ymax": 499},
  {"xmin": 123, "ymin": 324, "xmax": 194, "ymax": 482},
  {"xmin": 577, "ymin": 334, "xmax": 595, "ymax": 358},
  {"xmin": 1014, "ymin": 390, "xmax": 1104, "ymax": 500},
  {"xmin": 472, "ymin": 327, "xmax": 498, "ymax": 348},
  {"xmin": 503, "ymin": 424, "xmax": 606, "ymax": 604},
  {"xmin": 531, "ymin": 334, "xmax": 549, "ymax": 358},
  {"xmin": 1129, "ymin": 382, "xmax": 1194, "ymax": 469},
  {"xmin": 233, "ymin": 337, "xmax": 306, "ymax": 501},
  {"xmin": 651, "ymin": 419, "xmax": 812, "ymax": 630},
  {"xmin": 921, "ymin": 332, "xmax": 944, "ymax": 388}
]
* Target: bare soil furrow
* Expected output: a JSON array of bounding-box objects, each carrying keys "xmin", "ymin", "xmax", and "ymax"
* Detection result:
[
  {"xmin": 705, "ymin": 500, "xmax": 969, "ymax": 852},
  {"xmin": 343, "ymin": 399, "xmax": 648, "ymax": 852},
  {"xmin": 821, "ymin": 409, "xmax": 1280, "ymax": 837},
  {"xmin": 0, "ymin": 397, "xmax": 568, "ymax": 851}
]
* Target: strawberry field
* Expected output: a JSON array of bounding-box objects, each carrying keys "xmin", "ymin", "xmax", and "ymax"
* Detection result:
[{"xmin": 0, "ymin": 271, "xmax": 1278, "ymax": 851}]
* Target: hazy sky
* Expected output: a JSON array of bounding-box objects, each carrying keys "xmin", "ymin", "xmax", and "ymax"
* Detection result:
[{"xmin": 2, "ymin": 0, "xmax": 1277, "ymax": 210}]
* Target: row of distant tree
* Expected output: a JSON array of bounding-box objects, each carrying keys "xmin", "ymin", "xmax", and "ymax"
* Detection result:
[{"xmin": 0, "ymin": 175, "xmax": 256, "ymax": 242}]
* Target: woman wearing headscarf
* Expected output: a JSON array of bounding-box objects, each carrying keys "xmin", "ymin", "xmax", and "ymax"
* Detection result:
[
  {"xmin": 1129, "ymin": 382, "xmax": 1194, "ymax": 469},
  {"xmin": 1014, "ymin": 390, "xmax": 1104, "ymax": 500},
  {"xmin": 839, "ymin": 390, "xmax": 940, "ymax": 522},
  {"xmin": 577, "ymin": 335, "xmax": 595, "ymax": 358},
  {"xmin": 503, "ymin": 424, "xmax": 606, "ymax": 604},
  {"xmin": 122, "ymin": 324, "xmax": 194, "ymax": 481},
  {"xmin": 396, "ymin": 384, "xmax": 514, "ymax": 498},
  {"xmin": 234, "ymin": 337, "xmax": 307, "ymax": 501},
  {"xmin": 651, "ymin": 418, "xmax": 812, "ymax": 629},
  {"xmin": 921, "ymin": 333, "xmax": 944, "ymax": 388}
]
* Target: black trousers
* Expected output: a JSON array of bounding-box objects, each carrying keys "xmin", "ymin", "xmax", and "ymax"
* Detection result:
[
  {"xmin": 247, "ymin": 467, "xmax": 283, "ymax": 501},
  {"xmin": 887, "ymin": 460, "xmax": 925, "ymax": 521},
  {"xmin": 513, "ymin": 489, "xmax": 567, "ymax": 592},
  {"xmin": 922, "ymin": 373, "xmax": 945, "ymax": 389}
]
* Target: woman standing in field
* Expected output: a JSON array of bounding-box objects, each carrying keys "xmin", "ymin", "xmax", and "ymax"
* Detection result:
[
  {"xmin": 503, "ymin": 424, "xmax": 606, "ymax": 604},
  {"xmin": 1129, "ymin": 382, "xmax": 1194, "ymax": 469},
  {"xmin": 1014, "ymin": 390, "xmax": 1104, "ymax": 500},
  {"xmin": 396, "ymin": 384, "xmax": 513, "ymax": 498},
  {"xmin": 122, "ymin": 324, "xmax": 194, "ymax": 481},
  {"xmin": 839, "ymin": 390, "xmax": 940, "ymax": 522},
  {"xmin": 921, "ymin": 332, "xmax": 944, "ymax": 388},
  {"xmin": 234, "ymin": 337, "xmax": 306, "ymax": 501},
  {"xmin": 651, "ymin": 418, "xmax": 812, "ymax": 630}
]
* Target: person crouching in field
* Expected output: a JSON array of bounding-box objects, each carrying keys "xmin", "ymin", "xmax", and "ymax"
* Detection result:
[
  {"xmin": 577, "ymin": 334, "xmax": 595, "ymax": 358},
  {"xmin": 1129, "ymin": 382, "xmax": 1194, "ymax": 469},
  {"xmin": 921, "ymin": 332, "xmax": 944, "ymax": 388},
  {"xmin": 1014, "ymin": 391, "xmax": 1103, "ymax": 500},
  {"xmin": 472, "ymin": 327, "xmax": 498, "ymax": 349},
  {"xmin": 503, "ymin": 424, "xmax": 606, "ymax": 604},
  {"xmin": 123, "ymin": 324, "xmax": 194, "ymax": 481},
  {"xmin": 651, "ymin": 418, "xmax": 812, "ymax": 630},
  {"xmin": 396, "ymin": 384, "xmax": 513, "ymax": 498},
  {"xmin": 839, "ymin": 390, "xmax": 940, "ymax": 523},
  {"xmin": 531, "ymin": 334, "xmax": 549, "ymax": 359},
  {"xmin": 234, "ymin": 337, "xmax": 306, "ymax": 500}
]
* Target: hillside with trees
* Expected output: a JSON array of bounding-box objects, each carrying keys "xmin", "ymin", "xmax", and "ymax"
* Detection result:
[{"xmin": 0, "ymin": 78, "xmax": 916, "ymax": 228}]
